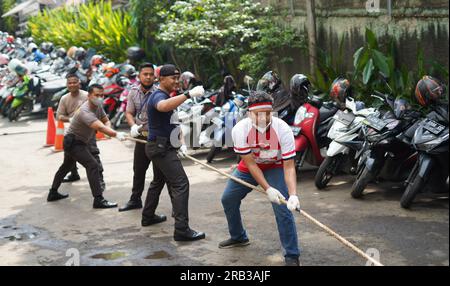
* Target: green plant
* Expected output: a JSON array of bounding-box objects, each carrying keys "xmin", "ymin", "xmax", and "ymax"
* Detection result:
[
  {"xmin": 1, "ymin": 0, "xmax": 19, "ymax": 34},
  {"xmin": 27, "ymin": 1, "xmax": 138, "ymax": 62}
]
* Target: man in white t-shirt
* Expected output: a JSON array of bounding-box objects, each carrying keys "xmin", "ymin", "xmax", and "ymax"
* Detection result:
[{"xmin": 219, "ymin": 91, "xmax": 301, "ymax": 266}]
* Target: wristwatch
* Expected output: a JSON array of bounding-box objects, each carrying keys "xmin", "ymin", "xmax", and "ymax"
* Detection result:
[{"xmin": 183, "ymin": 90, "xmax": 191, "ymax": 99}]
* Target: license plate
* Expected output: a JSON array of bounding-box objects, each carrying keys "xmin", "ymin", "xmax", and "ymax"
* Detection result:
[
  {"xmin": 336, "ymin": 110, "xmax": 355, "ymax": 126},
  {"xmin": 422, "ymin": 118, "xmax": 446, "ymax": 135},
  {"xmin": 363, "ymin": 115, "xmax": 387, "ymax": 131}
]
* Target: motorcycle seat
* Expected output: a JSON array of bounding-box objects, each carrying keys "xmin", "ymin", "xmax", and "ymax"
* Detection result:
[
  {"xmin": 319, "ymin": 106, "xmax": 337, "ymax": 123},
  {"xmin": 42, "ymin": 79, "xmax": 66, "ymax": 94}
]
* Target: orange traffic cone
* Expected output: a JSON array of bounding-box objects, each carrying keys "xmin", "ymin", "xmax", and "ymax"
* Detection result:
[
  {"xmin": 53, "ymin": 120, "xmax": 64, "ymax": 152},
  {"xmin": 44, "ymin": 107, "xmax": 56, "ymax": 147},
  {"xmin": 96, "ymin": 131, "xmax": 108, "ymax": 140}
]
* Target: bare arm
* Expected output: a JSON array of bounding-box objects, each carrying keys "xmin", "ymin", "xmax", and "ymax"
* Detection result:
[
  {"xmin": 58, "ymin": 114, "xmax": 71, "ymax": 123},
  {"xmin": 283, "ymin": 159, "xmax": 297, "ymax": 197},
  {"xmin": 241, "ymin": 154, "xmax": 270, "ymax": 191},
  {"xmin": 156, "ymin": 94, "xmax": 187, "ymax": 112},
  {"xmin": 125, "ymin": 111, "xmax": 136, "ymax": 127},
  {"xmin": 89, "ymin": 119, "xmax": 117, "ymax": 138}
]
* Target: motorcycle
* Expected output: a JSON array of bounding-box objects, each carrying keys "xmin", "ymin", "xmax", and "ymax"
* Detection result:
[
  {"xmin": 314, "ymin": 96, "xmax": 375, "ymax": 189},
  {"xmin": 400, "ymin": 103, "xmax": 449, "ymax": 208},
  {"xmin": 350, "ymin": 93, "xmax": 422, "ymax": 199}
]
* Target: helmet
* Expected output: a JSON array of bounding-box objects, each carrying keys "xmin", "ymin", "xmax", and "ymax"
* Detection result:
[
  {"xmin": 415, "ymin": 75, "xmax": 446, "ymax": 106},
  {"xmin": 90, "ymin": 55, "xmax": 104, "ymax": 68},
  {"xmin": 56, "ymin": 47, "xmax": 66, "ymax": 58},
  {"xmin": 67, "ymin": 46, "xmax": 78, "ymax": 59},
  {"xmin": 256, "ymin": 71, "xmax": 281, "ymax": 93},
  {"xmin": 120, "ymin": 64, "xmax": 137, "ymax": 78},
  {"xmin": 0, "ymin": 54, "xmax": 10, "ymax": 65},
  {"xmin": 180, "ymin": 71, "xmax": 195, "ymax": 90},
  {"xmin": 8, "ymin": 58, "xmax": 28, "ymax": 76},
  {"xmin": 103, "ymin": 65, "xmax": 120, "ymax": 78},
  {"xmin": 27, "ymin": 43, "xmax": 38, "ymax": 53},
  {"xmin": 26, "ymin": 37, "xmax": 34, "ymax": 44},
  {"xmin": 15, "ymin": 37, "xmax": 23, "ymax": 46},
  {"xmin": 126, "ymin": 46, "xmax": 145, "ymax": 62},
  {"xmin": 74, "ymin": 47, "xmax": 86, "ymax": 61},
  {"xmin": 233, "ymin": 94, "xmax": 246, "ymax": 108},
  {"xmin": 394, "ymin": 97, "xmax": 411, "ymax": 118},
  {"xmin": 289, "ymin": 74, "xmax": 311, "ymax": 101},
  {"xmin": 40, "ymin": 42, "xmax": 52, "ymax": 54},
  {"xmin": 330, "ymin": 77, "xmax": 352, "ymax": 105},
  {"xmin": 6, "ymin": 36, "xmax": 14, "ymax": 44}
]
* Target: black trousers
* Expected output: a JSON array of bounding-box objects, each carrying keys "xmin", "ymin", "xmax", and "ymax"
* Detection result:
[
  {"xmin": 130, "ymin": 136, "xmax": 152, "ymax": 201},
  {"xmin": 69, "ymin": 139, "xmax": 103, "ymax": 189},
  {"xmin": 143, "ymin": 141, "xmax": 190, "ymax": 232},
  {"xmin": 51, "ymin": 136, "xmax": 105, "ymax": 198}
]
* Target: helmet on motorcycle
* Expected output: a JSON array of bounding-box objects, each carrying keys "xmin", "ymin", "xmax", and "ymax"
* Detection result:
[
  {"xmin": 121, "ymin": 64, "xmax": 137, "ymax": 78},
  {"xmin": 26, "ymin": 37, "xmax": 34, "ymax": 44},
  {"xmin": 27, "ymin": 43, "xmax": 38, "ymax": 53},
  {"xmin": 90, "ymin": 55, "xmax": 104, "ymax": 68},
  {"xmin": 15, "ymin": 37, "xmax": 23, "ymax": 45},
  {"xmin": 180, "ymin": 71, "xmax": 195, "ymax": 91},
  {"xmin": 103, "ymin": 65, "xmax": 120, "ymax": 78},
  {"xmin": 56, "ymin": 47, "xmax": 66, "ymax": 58},
  {"xmin": 127, "ymin": 46, "xmax": 145, "ymax": 62},
  {"xmin": 256, "ymin": 71, "xmax": 281, "ymax": 94},
  {"xmin": 117, "ymin": 76, "xmax": 131, "ymax": 87},
  {"xmin": 8, "ymin": 58, "xmax": 28, "ymax": 76},
  {"xmin": 290, "ymin": 74, "xmax": 311, "ymax": 101},
  {"xmin": 233, "ymin": 94, "xmax": 246, "ymax": 108},
  {"xmin": 6, "ymin": 36, "xmax": 14, "ymax": 44},
  {"xmin": 330, "ymin": 77, "xmax": 352, "ymax": 105},
  {"xmin": 40, "ymin": 42, "xmax": 52, "ymax": 54},
  {"xmin": 394, "ymin": 97, "xmax": 411, "ymax": 118},
  {"xmin": 415, "ymin": 75, "xmax": 446, "ymax": 106},
  {"xmin": 74, "ymin": 47, "xmax": 86, "ymax": 61},
  {"xmin": 0, "ymin": 54, "xmax": 10, "ymax": 65},
  {"xmin": 67, "ymin": 46, "xmax": 78, "ymax": 59}
]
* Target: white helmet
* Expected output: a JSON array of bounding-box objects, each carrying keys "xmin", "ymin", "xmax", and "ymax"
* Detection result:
[
  {"xmin": 27, "ymin": 43, "xmax": 38, "ymax": 53},
  {"xmin": 8, "ymin": 58, "xmax": 28, "ymax": 76}
]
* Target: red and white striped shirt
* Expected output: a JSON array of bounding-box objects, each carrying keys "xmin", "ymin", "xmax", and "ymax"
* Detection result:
[{"xmin": 232, "ymin": 117, "xmax": 296, "ymax": 173}]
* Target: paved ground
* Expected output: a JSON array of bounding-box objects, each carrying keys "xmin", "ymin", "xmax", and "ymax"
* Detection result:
[{"xmin": 0, "ymin": 115, "xmax": 448, "ymax": 266}]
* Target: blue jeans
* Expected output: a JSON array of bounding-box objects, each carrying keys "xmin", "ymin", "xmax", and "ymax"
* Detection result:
[{"xmin": 221, "ymin": 168, "xmax": 300, "ymax": 258}]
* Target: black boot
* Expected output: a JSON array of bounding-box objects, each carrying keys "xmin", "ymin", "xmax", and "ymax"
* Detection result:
[
  {"xmin": 47, "ymin": 188, "xmax": 69, "ymax": 202},
  {"xmin": 62, "ymin": 173, "xmax": 81, "ymax": 183},
  {"xmin": 174, "ymin": 228, "xmax": 205, "ymax": 241},
  {"xmin": 118, "ymin": 199, "xmax": 142, "ymax": 212},
  {"xmin": 141, "ymin": 214, "xmax": 167, "ymax": 226},
  {"xmin": 93, "ymin": 197, "xmax": 118, "ymax": 209}
]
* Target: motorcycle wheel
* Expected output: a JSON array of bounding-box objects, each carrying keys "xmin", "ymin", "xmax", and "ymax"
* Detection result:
[
  {"xmin": 207, "ymin": 146, "xmax": 221, "ymax": 163},
  {"xmin": 8, "ymin": 104, "xmax": 24, "ymax": 122},
  {"xmin": 1, "ymin": 101, "xmax": 11, "ymax": 117},
  {"xmin": 351, "ymin": 166, "xmax": 372, "ymax": 199},
  {"xmin": 400, "ymin": 167, "xmax": 423, "ymax": 209},
  {"xmin": 111, "ymin": 111, "xmax": 123, "ymax": 130},
  {"xmin": 315, "ymin": 155, "xmax": 341, "ymax": 190}
]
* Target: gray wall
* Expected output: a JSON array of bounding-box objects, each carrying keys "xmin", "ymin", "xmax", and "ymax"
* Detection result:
[{"xmin": 261, "ymin": 0, "xmax": 449, "ymax": 84}]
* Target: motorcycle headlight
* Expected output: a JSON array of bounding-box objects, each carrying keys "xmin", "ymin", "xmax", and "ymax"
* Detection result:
[{"xmin": 294, "ymin": 106, "xmax": 314, "ymax": 125}]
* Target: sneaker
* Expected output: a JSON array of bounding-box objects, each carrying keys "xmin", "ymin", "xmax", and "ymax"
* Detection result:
[
  {"xmin": 284, "ymin": 257, "xmax": 300, "ymax": 266},
  {"xmin": 218, "ymin": 238, "xmax": 250, "ymax": 249}
]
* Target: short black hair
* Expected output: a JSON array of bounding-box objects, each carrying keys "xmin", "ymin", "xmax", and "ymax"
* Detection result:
[
  {"xmin": 139, "ymin": 62, "xmax": 154, "ymax": 72},
  {"xmin": 248, "ymin": 91, "xmax": 273, "ymax": 107},
  {"xmin": 88, "ymin": 84, "xmax": 104, "ymax": 94},
  {"xmin": 66, "ymin": 73, "xmax": 79, "ymax": 80}
]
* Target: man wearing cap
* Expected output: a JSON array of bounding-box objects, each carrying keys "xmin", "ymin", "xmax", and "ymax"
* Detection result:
[
  {"xmin": 219, "ymin": 91, "xmax": 301, "ymax": 266},
  {"xmin": 119, "ymin": 63, "xmax": 157, "ymax": 212},
  {"xmin": 141, "ymin": 64, "xmax": 206, "ymax": 242}
]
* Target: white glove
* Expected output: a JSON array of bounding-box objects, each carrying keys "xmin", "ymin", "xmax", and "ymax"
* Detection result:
[
  {"xmin": 115, "ymin": 131, "xmax": 127, "ymax": 141},
  {"xmin": 266, "ymin": 187, "xmax": 285, "ymax": 205},
  {"xmin": 130, "ymin": 124, "xmax": 142, "ymax": 138},
  {"xmin": 287, "ymin": 195, "xmax": 300, "ymax": 212},
  {"xmin": 177, "ymin": 144, "xmax": 188, "ymax": 158},
  {"xmin": 188, "ymin": 85, "xmax": 205, "ymax": 98}
]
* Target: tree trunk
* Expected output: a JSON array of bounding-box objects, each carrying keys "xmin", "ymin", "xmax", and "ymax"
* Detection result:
[{"xmin": 306, "ymin": 0, "xmax": 317, "ymax": 75}]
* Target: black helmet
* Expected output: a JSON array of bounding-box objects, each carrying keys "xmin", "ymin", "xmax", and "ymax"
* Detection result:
[
  {"xmin": 415, "ymin": 76, "xmax": 446, "ymax": 106},
  {"xmin": 56, "ymin": 47, "xmax": 66, "ymax": 58},
  {"xmin": 330, "ymin": 77, "xmax": 352, "ymax": 105},
  {"xmin": 290, "ymin": 74, "xmax": 311, "ymax": 101},
  {"xmin": 256, "ymin": 71, "xmax": 282, "ymax": 94},
  {"xmin": 74, "ymin": 47, "xmax": 86, "ymax": 61},
  {"xmin": 127, "ymin": 46, "xmax": 145, "ymax": 62},
  {"xmin": 40, "ymin": 42, "xmax": 52, "ymax": 54},
  {"xmin": 121, "ymin": 64, "xmax": 137, "ymax": 78}
]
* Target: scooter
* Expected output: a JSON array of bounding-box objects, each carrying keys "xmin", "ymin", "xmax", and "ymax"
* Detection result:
[
  {"xmin": 314, "ymin": 97, "xmax": 375, "ymax": 189},
  {"xmin": 350, "ymin": 93, "xmax": 422, "ymax": 199},
  {"xmin": 400, "ymin": 103, "xmax": 449, "ymax": 208},
  {"xmin": 290, "ymin": 95, "xmax": 339, "ymax": 170}
]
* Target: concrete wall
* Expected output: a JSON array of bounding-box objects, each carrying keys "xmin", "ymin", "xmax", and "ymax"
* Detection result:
[{"xmin": 261, "ymin": 0, "xmax": 449, "ymax": 84}]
